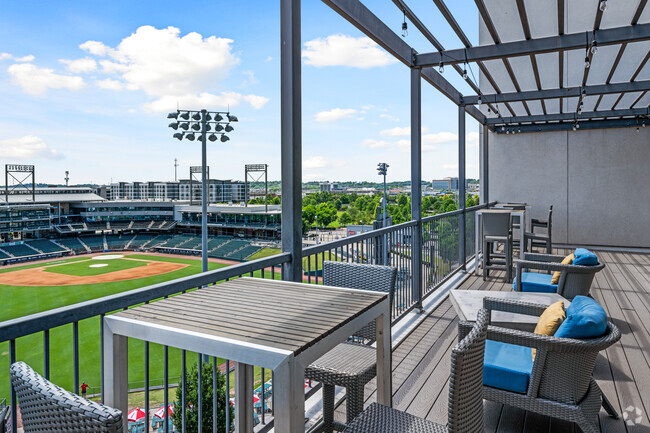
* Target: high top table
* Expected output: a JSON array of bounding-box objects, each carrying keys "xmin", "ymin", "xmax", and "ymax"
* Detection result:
[{"xmin": 103, "ymin": 277, "xmax": 391, "ymax": 433}]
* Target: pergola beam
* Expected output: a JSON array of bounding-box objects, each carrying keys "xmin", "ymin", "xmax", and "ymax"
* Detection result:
[
  {"xmin": 415, "ymin": 23, "xmax": 650, "ymax": 67},
  {"xmin": 322, "ymin": 0, "xmax": 485, "ymax": 123},
  {"xmin": 494, "ymin": 118, "xmax": 644, "ymax": 133},
  {"xmin": 488, "ymin": 107, "xmax": 649, "ymax": 125},
  {"xmin": 464, "ymin": 80, "xmax": 650, "ymax": 105}
]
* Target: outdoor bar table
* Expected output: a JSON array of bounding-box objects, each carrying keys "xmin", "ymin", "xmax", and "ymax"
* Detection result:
[
  {"xmin": 474, "ymin": 207, "xmax": 530, "ymax": 276},
  {"xmin": 103, "ymin": 277, "xmax": 391, "ymax": 433}
]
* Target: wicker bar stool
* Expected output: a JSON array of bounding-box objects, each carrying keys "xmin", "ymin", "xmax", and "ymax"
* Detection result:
[
  {"xmin": 10, "ymin": 361, "xmax": 123, "ymax": 432},
  {"xmin": 342, "ymin": 309, "xmax": 489, "ymax": 433},
  {"xmin": 306, "ymin": 261, "xmax": 397, "ymax": 432}
]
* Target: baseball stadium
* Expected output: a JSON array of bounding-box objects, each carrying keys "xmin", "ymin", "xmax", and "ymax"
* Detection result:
[{"xmin": 0, "ymin": 170, "xmax": 284, "ymax": 411}]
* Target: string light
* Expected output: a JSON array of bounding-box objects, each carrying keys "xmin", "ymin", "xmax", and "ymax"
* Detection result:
[
  {"xmin": 462, "ymin": 67, "xmax": 468, "ymax": 80},
  {"xmin": 477, "ymin": 95, "xmax": 482, "ymax": 105},
  {"xmin": 591, "ymin": 40, "xmax": 598, "ymax": 55},
  {"xmin": 584, "ymin": 56, "xmax": 590, "ymax": 69},
  {"xmin": 401, "ymin": 11, "xmax": 408, "ymax": 37},
  {"xmin": 599, "ymin": 0, "xmax": 607, "ymax": 12},
  {"xmin": 438, "ymin": 61, "xmax": 444, "ymax": 73}
]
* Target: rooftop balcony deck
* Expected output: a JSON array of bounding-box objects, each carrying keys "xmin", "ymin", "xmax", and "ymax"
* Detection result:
[{"xmin": 328, "ymin": 248, "xmax": 649, "ymax": 433}]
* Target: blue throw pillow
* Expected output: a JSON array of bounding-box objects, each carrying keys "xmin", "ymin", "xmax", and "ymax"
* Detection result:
[
  {"xmin": 555, "ymin": 295, "xmax": 607, "ymax": 338},
  {"xmin": 573, "ymin": 248, "xmax": 598, "ymax": 266}
]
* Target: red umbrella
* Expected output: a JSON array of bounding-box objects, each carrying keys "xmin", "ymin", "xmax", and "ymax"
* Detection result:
[
  {"xmin": 154, "ymin": 404, "xmax": 175, "ymax": 419},
  {"xmin": 128, "ymin": 408, "xmax": 146, "ymax": 422},
  {"xmin": 253, "ymin": 395, "xmax": 260, "ymax": 404}
]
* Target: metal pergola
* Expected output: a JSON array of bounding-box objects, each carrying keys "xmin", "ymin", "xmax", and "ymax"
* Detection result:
[{"xmin": 278, "ymin": 0, "xmax": 649, "ymax": 290}]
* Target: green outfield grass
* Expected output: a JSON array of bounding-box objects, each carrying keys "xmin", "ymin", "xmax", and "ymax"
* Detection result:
[
  {"xmin": 246, "ymin": 248, "xmax": 281, "ymax": 261},
  {"xmin": 45, "ymin": 258, "xmax": 148, "ymax": 276},
  {"xmin": 0, "ymin": 253, "xmax": 279, "ymax": 401}
]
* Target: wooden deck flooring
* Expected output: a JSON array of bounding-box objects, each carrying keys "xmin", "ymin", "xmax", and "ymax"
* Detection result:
[{"xmin": 334, "ymin": 249, "xmax": 650, "ymax": 432}]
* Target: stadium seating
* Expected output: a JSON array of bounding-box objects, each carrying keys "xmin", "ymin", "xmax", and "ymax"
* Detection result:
[
  {"xmin": 128, "ymin": 233, "xmax": 158, "ymax": 249},
  {"xmin": 27, "ymin": 239, "xmax": 66, "ymax": 254},
  {"xmin": 145, "ymin": 234, "xmax": 173, "ymax": 248},
  {"xmin": 0, "ymin": 250, "xmax": 11, "ymax": 259},
  {"xmin": 81, "ymin": 235, "xmax": 105, "ymax": 252},
  {"xmin": 3, "ymin": 244, "xmax": 39, "ymax": 258},
  {"xmin": 57, "ymin": 238, "xmax": 87, "ymax": 253},
  {"xmin": 105, "ymin": 234, "xmax": 129, "ymax": 250},
  {"xmin": 162, "ymin": 235, "xmax": 195, "ymax": 248},
  {"xmin": 228, "ymin": 244, "xmax": 262, "ymax": 260}
]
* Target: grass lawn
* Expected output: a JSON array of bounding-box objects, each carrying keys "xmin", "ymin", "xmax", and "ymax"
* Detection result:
[
  {"xmin": 45, "ymin": 258, "xmax": 148, "ymax": 276},
  {"xmin": 0, "ymin": 254, "xmax": 239, "ymax": 401},
  {"xmin": 246, "ymin": 248, "xmax": 281, "ymax": 261}
]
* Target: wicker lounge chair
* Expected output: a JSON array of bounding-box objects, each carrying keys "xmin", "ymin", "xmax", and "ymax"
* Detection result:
[
  {"xmin": 342, "ymin": 309, "xmax": 489, "ymax": 433},
  {"xmin": 514, "ymin": 252, "xmax": 605, "ymax": 299},
  {"xmin": 10, "ymin": 361, "xmax": 123, "ymax": 432},
  {"xmin": 476, "ymin": 297, "xmax": 620, "ymax": 433},
  {"xmin": 305, "ymin": 261, "xmax": 397, "ymax": 432}
]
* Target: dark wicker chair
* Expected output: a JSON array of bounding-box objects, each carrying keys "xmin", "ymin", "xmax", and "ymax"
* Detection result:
[
  {"xmin": 514, "ymin": 252, "xmax": 605, "ymax": 300},
  {"xmin": 478, "ymin": 298, "xmax": 621, "ymax": 433},
  {"xmin": 10, "ymin": 362, "xmax": 123, "ymax": 432},
  {"xmin": 342, "ymin": 309, "xmax": 489, "ymax": 433},
  {"xmin": 306, "ymin": 261, "xmax": 397, "ymax": 432}
]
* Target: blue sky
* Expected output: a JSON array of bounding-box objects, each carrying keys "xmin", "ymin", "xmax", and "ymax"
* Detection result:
[{"xmin": 0, "ymin": 1, "xmax": 482, "ymax": 185}]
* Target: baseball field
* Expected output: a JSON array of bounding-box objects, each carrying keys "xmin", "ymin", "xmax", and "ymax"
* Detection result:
[{"xmin": 0, "ymin": 252, "xmax": 279, "ymax": 400}]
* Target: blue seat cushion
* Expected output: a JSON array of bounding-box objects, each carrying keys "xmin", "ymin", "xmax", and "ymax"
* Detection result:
[
  {"xmin": 483, "ymin": 340, "xmax": 533, "ymax": 393},
  {"xmin": 573, "ymin": 248, "xmax": 599, "ymax": 266},
  {"xmin": 555, "ymin": 295, "xmax": 607, "ymax": 338},
  {"xmin": 513, "ymin": 272, "xmax": 558, "ymax": 293}
]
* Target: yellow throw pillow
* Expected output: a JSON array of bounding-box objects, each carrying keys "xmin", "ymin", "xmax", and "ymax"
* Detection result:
[
  {"xmin": 551, "ymin": 253, "xmax": 575, "ymax": 284},
  {"xmin": 532, "ymin": 300, "xmax": 566, "ymax": 360}
]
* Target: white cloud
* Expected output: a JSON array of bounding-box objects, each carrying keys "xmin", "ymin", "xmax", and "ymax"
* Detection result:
[
  {"xmin": 0, "ymin": 53, "xmax": 34, "ymax": 62},
  {"xmin": 380, "ymin": 126, "xmax": 410, "ymax": 137},
  {"xmin": 304, "ymin": 156, "xmax": 329, "ymax": 169},
  {"xmin": 60, "ymin": 57, "xmax": 97, "ymax": 73},
  {"xmin": 0, "ymin": 135, "xmax": 64, "ymax": 160},
  {"xmin": 361, "ymin": 139, "xmax": 392, "ymax": 149},
  {"xmin": 79, "ymin": 40, "xmax": 111, "ymax": 56},
  {"xmin": 422, "ymin": 131, "xmax": 458, "ymax": 144},
  {"xmin": 443, "ymin": 163, "xmax": 458, "ymax": 170},
  {"xmin": 96, "ymin": 78, "xmax": 124, "ymax": 90},
  {"xmin": 79, "ymin": 26, "xmax": 267, "ymax": 112},
  {"xmin": 8, "ymin": 63, "xmax": 85, "ymax": 95},
  {"xmin": 303, "ymin": 34, "xmax": 397, "ymax": 68},
  {"xmin": 314, "ymin": 108, "xmax": 357, "ymax": 123},
  {"xmin": 241, "ymin": 69, "xmax": 258, "ymax": 86},
  {"xmin": 380, "ymin": 113, "xmax": 400, "ymax": 122},
  {"xmin": 467, "ymin": 132, "xmax": 480, "ymax": 148}
]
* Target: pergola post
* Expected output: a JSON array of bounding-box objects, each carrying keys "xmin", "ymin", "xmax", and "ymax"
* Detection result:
[
  {"xmin": 479, "ymin": 123, "xmax": 489, "ymax": 204},
  {"xmin": 411, "ymin": 66, "xmax": 423, "ymax": 310},
  {"xmin": 280, "ymin": 0, "xmax": 303, "ymax": 282},
  {"xmin": 458, "ymin": 105, "xmax": 466, "ymax": 270}
]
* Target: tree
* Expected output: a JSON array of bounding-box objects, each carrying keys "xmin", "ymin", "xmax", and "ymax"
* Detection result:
[
  {"xmin": 315, "ymin": 203, "xmax": 338, "ymax": 227},
  {"xmin": 397, "ymin": 194, "xmax": 409, "ymax": 208},
  {"xmin": 172, "ymin": 361, "xmax": 233, "ymax": 433},
  {"xmin": 270, "ymin": 196, "xmax": 281, "ymax": 205},
  {"xmin": 302, "ymin": 205, "xmax": 317, "ymax": 225},
  {"xmin": 339, "ymin": 212, "xmax": 353, "ymax": 226}
]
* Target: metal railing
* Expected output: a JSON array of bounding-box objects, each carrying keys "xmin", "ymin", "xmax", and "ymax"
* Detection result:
[{"xmin": 0, "ymin": 204, "xmax": 490, "ymax": 433}]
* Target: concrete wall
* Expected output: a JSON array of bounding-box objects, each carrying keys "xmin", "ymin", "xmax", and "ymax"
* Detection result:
[{"xmin": 488, "ymin": 127, "xmax": 650, "ymax": 248}]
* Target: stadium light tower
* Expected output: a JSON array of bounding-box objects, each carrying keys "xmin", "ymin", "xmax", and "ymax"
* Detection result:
[
  {"xmin": 167, "ymin": 109, "xmax": 238, "ymax": 272},
  {"xmin": 377, "ymin": 162, "xmax": 389, "ymax": 265}
]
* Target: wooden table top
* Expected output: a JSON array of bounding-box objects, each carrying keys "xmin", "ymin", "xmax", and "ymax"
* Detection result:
[{"xmin": 113, "ymin": 277, "xmax": 387, "ymax": 356}]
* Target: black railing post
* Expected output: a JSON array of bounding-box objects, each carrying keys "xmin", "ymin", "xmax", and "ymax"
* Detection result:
[
  {"xmin": 458, "ymin": 104, "xmax": 467, "ymax": 270},
  {"xmin": 410, "ymin": 65, "xmax": 423, "ymax": 311}
]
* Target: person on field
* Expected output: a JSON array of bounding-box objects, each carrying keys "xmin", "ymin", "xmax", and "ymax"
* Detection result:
[{"xmin": 81, "ymin": 381, "xmax": 89, "ymax": 397}]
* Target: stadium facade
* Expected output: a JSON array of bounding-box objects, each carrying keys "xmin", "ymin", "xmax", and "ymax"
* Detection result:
[{"xmin": 0, "ymin": 185, "xmax": 279, "ymax": 264}]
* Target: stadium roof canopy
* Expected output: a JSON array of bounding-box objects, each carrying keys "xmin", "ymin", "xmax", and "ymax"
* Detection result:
[
  {"xmin": 323, "ymin": 0, "xmax": 650, "ymax": 133},
  {"xmin": 0, "ymin": 190, "xmax": 105, "ymax": 205}
]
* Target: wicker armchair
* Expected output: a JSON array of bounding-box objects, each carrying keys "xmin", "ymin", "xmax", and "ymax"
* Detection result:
[
  {"xmin": 10, "ymin": 361, "xmax": 123, "ymax": 432},
  {"xmin": 306, "ymin": 261, "xmax": 397, "ymax": 432},
  {"xmin": 475, "ymin": 298, "xmax": 620, "ymax": 433},
  {"xmin": 342, "ymin": 309, "xmax": 489, "ymax": 433},
  {"xmin": 514, "ymin": 252, "xmax": 605, "ymax": 300}
]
